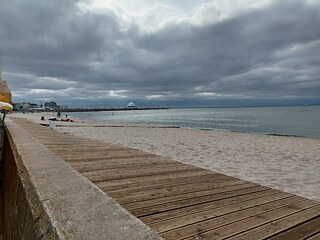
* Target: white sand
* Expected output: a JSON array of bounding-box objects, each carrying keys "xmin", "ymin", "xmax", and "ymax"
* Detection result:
[{"xmin": 10, "ymin": 112, "xmax": 320, "ymax": 202}]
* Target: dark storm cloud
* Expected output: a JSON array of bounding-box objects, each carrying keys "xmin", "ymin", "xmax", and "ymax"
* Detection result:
[
  {"xmin": 0, "ymin": 0, "xmax": 319, "ymax": 107},
  {"xmin": 134, "ymin": 1, "xmax": 320, "ymax": 95}
]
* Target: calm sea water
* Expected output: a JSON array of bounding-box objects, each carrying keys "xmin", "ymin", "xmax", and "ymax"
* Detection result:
[{"xmin": 66, "ymin": 106, "xmax": 320, "ymax": 139}]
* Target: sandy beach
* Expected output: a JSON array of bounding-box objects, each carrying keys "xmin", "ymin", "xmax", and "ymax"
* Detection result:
[{"xmin": 10, "ymin": 112, "xmax": 320, "ymax": 202}]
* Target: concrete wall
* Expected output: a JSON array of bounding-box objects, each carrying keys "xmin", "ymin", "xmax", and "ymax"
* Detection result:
[
  {"xmin": 2, "ymin": 129, "xmax": 58, "ymax": 239},
  {"xmin": 1, "ymin": 121, "xmax": 162, "ymax": 240}
]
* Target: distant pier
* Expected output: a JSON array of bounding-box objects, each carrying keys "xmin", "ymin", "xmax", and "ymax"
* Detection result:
[{"xmin": 62, "ymin": 107, "xmax": 169, "ymax": 112}]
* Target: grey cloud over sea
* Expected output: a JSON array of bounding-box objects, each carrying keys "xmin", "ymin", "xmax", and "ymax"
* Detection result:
[{"xmin": 0, "ymin": 0, "xmax": 319, "ymax": 107}]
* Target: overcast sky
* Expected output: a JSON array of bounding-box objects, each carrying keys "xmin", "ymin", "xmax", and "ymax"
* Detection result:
[{"xmin": 0, "ymin": 0, "xmax": 319, "ymax": 107}]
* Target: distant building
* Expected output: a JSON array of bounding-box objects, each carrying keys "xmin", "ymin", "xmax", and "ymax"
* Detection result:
[
  {"xmin": 13, "ymin": 102, "xmax": 30, "ymax": 111},
  {"xmin": 44, "ymin": 101, "xmax": 58, "ymax": 110},
  {"xmin": 30, "ymin": 103, "xmax": 39, "ymax": 108},
  {"xmin": 29, "ymin": 103, "xmax": 44, "ymax": 112},
  {"xmin": 13, "ymin": 102, "xmax": 44, "ymax": 112},
  {"xmin": 127, "ymin": 102, "xmax": 136, "ymax": 108},
  {"xmin": 13, "ymin": 101, "xmax": 66, "ymax": 111}
]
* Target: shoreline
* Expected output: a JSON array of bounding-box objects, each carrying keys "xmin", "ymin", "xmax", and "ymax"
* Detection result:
[
  {"xmin": 9, "ymin": 112, "xmax": 320, "ymax": 202},
  {"xmin": 62, "ymin": 106, "xmax": 320, "ymax": 140},
  {"xmin": 11, "ymin": 112, "xmax": 320, "ymax": 140}
]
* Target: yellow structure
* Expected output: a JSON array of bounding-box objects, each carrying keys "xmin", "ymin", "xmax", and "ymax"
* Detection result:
[
  {"xmin": 0, "ymin": 82, "xmax": 12, "ymax": 104},
  {"xmin": 0, "ymin": 70, "xmax": 13, "ymax": 110}
]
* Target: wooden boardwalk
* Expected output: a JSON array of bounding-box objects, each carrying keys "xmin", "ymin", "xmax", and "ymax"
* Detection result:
[{"xmin": 10, "ymin": 118, "xmax": 320, "ymax": 240}]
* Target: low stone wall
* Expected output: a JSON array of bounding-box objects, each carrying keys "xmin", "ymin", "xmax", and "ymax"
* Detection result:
[
  {"xmin": 1, "ymin": 121, "xmax": 162, "ymax": 240},
  {"xmin": 2, "ymin": 126, "xmax": 58, "ymax": 239}
]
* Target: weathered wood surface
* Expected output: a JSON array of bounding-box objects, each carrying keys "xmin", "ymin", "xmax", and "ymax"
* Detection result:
[{"xmin": 11, "ymin": 118, "xmax": 320, "ymax": 240}]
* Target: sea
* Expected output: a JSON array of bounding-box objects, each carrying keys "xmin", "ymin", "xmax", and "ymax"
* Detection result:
[{"xmin": 65, "ymin": 106, "xmax": 320, "ymax": 139}]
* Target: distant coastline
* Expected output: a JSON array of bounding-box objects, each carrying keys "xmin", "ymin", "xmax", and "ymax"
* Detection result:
[{"xmin": 57, "ymin": 107, "xmax": 169, "ymax": 112}]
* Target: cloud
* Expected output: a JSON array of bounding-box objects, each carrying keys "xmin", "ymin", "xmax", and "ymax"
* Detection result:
[{"xmin": 0, "ymin": 0, "xmax": 319, "ymax": 107}]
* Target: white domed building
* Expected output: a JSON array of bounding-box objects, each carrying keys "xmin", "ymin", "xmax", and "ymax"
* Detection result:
[{"xmin": 127, "ymin": 102, "xmax": 137, "ymax": 109}]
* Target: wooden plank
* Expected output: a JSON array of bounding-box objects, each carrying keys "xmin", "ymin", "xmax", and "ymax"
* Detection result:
[
  {"xmin": 95, "ymin": 170, "xmax": 212, "ymax": 191},
  {"xmin": 48, "ymin": 146, "xmax": 123, "ymax": 152},
  {"xmin": 40, "ymin": 139, "xmax": 97, "ymax": 143},
  {"xmin": 307, "ymin": 233, "xmax": 320, "ymax": 240},
  {"xmin": 112, "ymin": 179, "xmax": 248, "ymax": 203},
  {"xmin": 150, "ymin": 193, "xmax": 293, "ymax": 233},
  {"xmin": 226, "ymin": 205, "xmax": 320, "ymax": 240},
  {"xmin": 82, "ymin": 163, "xmax": 194, "ymax": 178},
  {"xmin": 74, "ymin": 161, "xmax": 183, "ymax": 174},
  {"xmin": 267, "ymin": 216, "xmax": 320, "ymax": 240},
  {"xmin": 65, "ymin": 156, "xmax": 165, "ymax": 165},
  {"xmin": 140, "ymin": 189, "xmax": 280, "ymax": 224},
  {"xmin": 163, "ymin": 199, "xmax": 314, "ymax": 240},
  {"xmin": 86, "ymin": 167, "xmax": 201, "ymax": 182},
  {"xmin": 42, "ymin": 142, "xmax": 106, "ymax": 146},
  {"xmin": 107, "ymin": 173, "xmax": 233, "ymax": 195},
  {"xmin": 55, "ymin": 151, "xmax": 154, "ymax": 162},
  {"xmin": 52, "ymin": 147, "xmax": 132, "ymax": 156},
  {"xmin": 69, "ymin": 158, "xmax": 173, "ymax": 172},
  {"xmin": 127, "ymin": 185, "xmax": 266, "ymax": 215}
]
